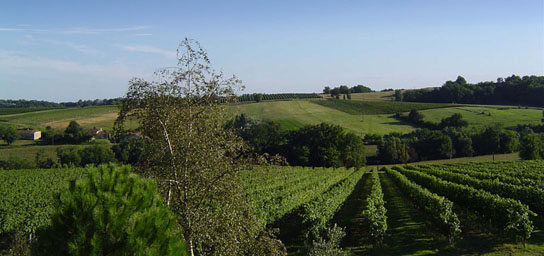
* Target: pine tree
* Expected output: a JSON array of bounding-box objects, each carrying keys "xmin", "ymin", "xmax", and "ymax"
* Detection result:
[{"xmin": 33, "ymin": 165, "xmax": 187, "ymax": 256}]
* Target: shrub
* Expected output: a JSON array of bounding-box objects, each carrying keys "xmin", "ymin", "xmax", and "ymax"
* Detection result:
[
  {"xmin": 32, "ymin": 165, "xmax": 187, "ymax": 256},
  {"xmin": 56, "ymin": 146, "xmax": 81, "ymax": 166},
  {"xmin": 79, "ymin": 145, "xmax": 115, "ymax": 166}
]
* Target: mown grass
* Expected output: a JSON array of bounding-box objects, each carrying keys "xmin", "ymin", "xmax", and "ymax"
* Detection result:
[
  {"xmin": 420, "ymin": 106, "xmax": 543, "ymax": 128},
  {"xmin": 312, "ymin": 99, "xmax": 457, "ymax": 115},
  {"xmin": 230, "ymin": 100, "xmax": 416, "ymax": 135},
  {"xmin": 0, "ymin": 107, "xmax": 63, "ymax": 115},
  {"xmin": 0, "ymin": 105, "xmax": 138, "ymax": 130}
]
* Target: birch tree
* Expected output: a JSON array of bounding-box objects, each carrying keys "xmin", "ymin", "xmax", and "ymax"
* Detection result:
[{"xmin": 114, "ymin": 39, "xmax": 285, "ymax": 256}]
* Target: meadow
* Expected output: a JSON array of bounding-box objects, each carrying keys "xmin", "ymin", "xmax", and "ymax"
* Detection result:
[
  {"xmin": 1, "ymin": 93, "xmax": 540, "ymax": 136},
  {"xmin": 0, "ymin": 107, "xmax": 63, "ymax": 115},
  {"xmin": 420, "ymin": 106, "xmax": 543, "ymax": 128},
  {"xmin": 230, "ymin": 100, "xmax": 416, "ymax": 135},
  {"xmin": 0, "ymin": 105, "xmax": 121, "ymax": 130},
  {"xmin": 313, "ymin": 99, "xmax": 458, "ymax": 115}
]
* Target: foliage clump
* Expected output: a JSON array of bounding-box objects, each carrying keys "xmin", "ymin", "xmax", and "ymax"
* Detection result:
[{"xmin": 32, "ymin": 165, "xmax": 186, "ymax": 256}]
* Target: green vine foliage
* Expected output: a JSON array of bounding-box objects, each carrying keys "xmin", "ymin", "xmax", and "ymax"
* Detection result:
[
  {"xmin": 386, "ymin": 167, "xmax": 461, "ymax": 244},
  {"xmin": 363, "ymin": 169, "xmax": 387, "ymax": 244},
  {"xmin": 32, "ymin": 165, "xmax": 187, "ymax": 256},
  {"xmin": 394, "ymin": 166, "xmax": 534, "ymax": 242}
]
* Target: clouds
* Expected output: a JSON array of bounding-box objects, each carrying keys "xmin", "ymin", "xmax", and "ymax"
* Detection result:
[
  {"xmin": 0, "ymin": 50, "xmax": 148, "ymax": 101},
  {"xmin": 0, "ymin": 51, "xmax": 138, "ymax": 79},
  {"xmin": 43, "ymin": 39, "xmax": 99, "ymax": 54},
  {"xmin": 120, "ymin": 45, "xmax": 177, "ymax": 58},
  {"xmin": 0, "ymin": 25, "xmax": 151, "ymax": 35}
]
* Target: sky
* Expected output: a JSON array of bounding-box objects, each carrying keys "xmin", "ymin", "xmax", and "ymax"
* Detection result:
[{"xmin": 0, "ymin": 0, "xmax": 543, "ymax": 102}]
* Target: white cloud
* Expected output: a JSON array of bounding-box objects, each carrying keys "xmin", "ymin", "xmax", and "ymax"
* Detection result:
[
  {"xmin": 0, "ymin": 51, "xmax": 138, "ymax": 79},
  {"xmin": 120, "ymin": 45, "xmax": 176, "ymax": 58},
  {"xmin": 60, "ymin": 26, "xmax": 151, "ymax": 34},
  {"xmin": 0, "ymin": 28, "xmax": 24, "ymax": 31},
  {"xmin": 43, "ymin": 39, "xmax": 99, "ymax": 54},
  {"xmin": 0, "ymin": 26, "xmax": 151, "ymax": 35},
  {"xmin": 0, "ymin": 50, "xmax": 150, "ymax": 101}
]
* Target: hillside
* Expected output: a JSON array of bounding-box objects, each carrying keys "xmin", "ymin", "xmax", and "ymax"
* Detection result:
[
  {"xmin": 1, "ymin": 91, "xmax": 542, "ymax": 135},
  {"xmin": 230, "ymin": 100, "xmax": 416, "ymax": 135},
  {"xmin": 0, "ymin": 105, "xmax": 137, "ymax": 130},
  {"xmin": 420, "ymin": 106, "xmax": 543, "ymax": 128}
]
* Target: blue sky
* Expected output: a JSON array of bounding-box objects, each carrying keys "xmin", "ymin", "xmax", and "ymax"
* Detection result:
[{"xmin": 1, "ymin": 0, "xmax": 543, "ymax": 101}]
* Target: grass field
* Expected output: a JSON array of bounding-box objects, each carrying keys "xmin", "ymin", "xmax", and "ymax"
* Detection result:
[
  {"xmin": 0, "ymin": 105, "xmax": 139, "ymax": 130},
  {"xmin": 313, "ymin": 99, "xmax": 458, "ymax": 115},
  {"xmin": 0, "ymin": 107, "xmax": 63, "ymax": 115},
  {"xmin": 230, "ymin": 100, "xmax": 416, "ymax": 135},
  {"xmin": 420, "ymin": 106, "xmax": 543, "ymax": 128},
  {"xmin": 0, "ymin": 140, "xmax": 112, "ymax": 164}
]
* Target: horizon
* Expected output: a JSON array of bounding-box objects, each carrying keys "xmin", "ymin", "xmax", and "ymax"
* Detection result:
[{"xmin": 1, "ymin": 0, "xmax": 543, "ymax": 102}]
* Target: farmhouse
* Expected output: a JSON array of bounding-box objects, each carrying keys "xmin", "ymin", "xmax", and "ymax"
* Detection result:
[
  {"xmin": 16, "ymin": 129, "xmax": 42, "ymax": 140},
  {"xmin": 87, "ymin": 127, "xmax": 110, "ymax": 140}
]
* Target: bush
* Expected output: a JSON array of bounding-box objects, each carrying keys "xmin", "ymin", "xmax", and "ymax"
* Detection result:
[
  {"xmin": 287, "ymin": 123, "xmax": 365, "ymax": 168},
  {"xmin": 519, "ymin": 133, "xmax": 544, "ymax": 160},
  {"xmin": 79, "ymin": 145, "xmax": 115, "ymax": 166},
  {"xmin": 112, "ymin": 138, "xmax": 144, "ymax": 165},
  {"xmin": 32, "ymin": 165, "xmax": 187, "ymax": 256},
  {"xmin": 35, "ymin": 150, "xmax": 57, "ymax": 169},
  {"xmin": 56, "ymin": 146, "xmax": 81, "ymax": 166},
  {"xmin": 0, "ymin": 126, "xmax": 19, "ymax": 145}
]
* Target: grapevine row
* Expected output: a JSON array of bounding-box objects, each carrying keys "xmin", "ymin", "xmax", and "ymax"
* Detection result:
[
  {"xmin": 409, "ymin": 165, "xmax": 544, "ymax": 214},
  {"xmin": 385, "ymin": 168, "xmax": 460, "ymax": 243},
  {"xmin": 0, "ymin": 167, "xmax": 90, "ymax": 234},
  {"xmin": 248, "ymin": 167, "xmax": 355, "ymax": 225},
  {"xmin": 394, "ymin": 166, "xmax": 534, "ymax": 241},
  {"xmin": 299, "ymin": 168, "xmax": 364, "ymax": 236},
  {"xmin": 433, "ymin": 164, "xmax": 540, "ymax": 188},
  {"xmin": 362, "ymin": 169, "xmax": 387, "ymax": 243}
]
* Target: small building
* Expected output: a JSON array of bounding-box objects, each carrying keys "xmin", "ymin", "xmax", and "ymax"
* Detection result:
[
  {"xmin": 17, "ymin": 129, "xmax": 42, "ymax": 140},
  {"xmin": 87, "ymin": 127, "xmax": 110, "ymax": 140}
]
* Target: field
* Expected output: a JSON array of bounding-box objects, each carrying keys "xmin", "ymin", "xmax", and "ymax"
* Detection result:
[
  {"xmin": 1, "ymin": 160, "xmax": 543, "ymax": 255},
  {"xmin": 0, "ymin": 105, "xmax": 124, "ymax": 130},
  {"xmin": 0, "ymin": 93, "xmax": 540, "ymax": 137},
  {"xmin": 313, "ymin": 99, "xmax": 457, "ymax": 115},
  {"xmin": 420, "ymin": 106, "xmax": 543, "ymax": 128},
  {"xmin": 0, "ymin": 107, "xmax": 63, "ymax": 115},
  {"xmin": 0, "ymin": 141, "xmax": 111, "ymax": 165},
  {"xmin": 230, "ymin": 100, "xmax": 416, "ymax": 135}
]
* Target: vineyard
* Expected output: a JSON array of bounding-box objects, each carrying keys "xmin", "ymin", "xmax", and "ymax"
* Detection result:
[{"xmin": 1, "ymin": 161, "xmax": 544, "ymax": 255}]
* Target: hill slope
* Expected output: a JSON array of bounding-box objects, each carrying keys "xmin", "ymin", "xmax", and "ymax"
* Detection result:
[{"xmin": 230, "ymin": 100, "xmax": 416, "ymax": 135}]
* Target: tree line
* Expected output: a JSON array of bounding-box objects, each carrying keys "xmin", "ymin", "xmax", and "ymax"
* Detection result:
[
  {"xmin": 373, "ymin": 111, "xmax": 544, "ymax": 164},
  {"xmin": 400, "ymin": 75, "xmax": 544, "ymax": 107},
  {"xmin": 227, "ymin": 114, "xmax": 366, "ymax": 168},
  {"xmin": 323, "ymin": 85, "xmax": 373, "ymax": 99}
]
